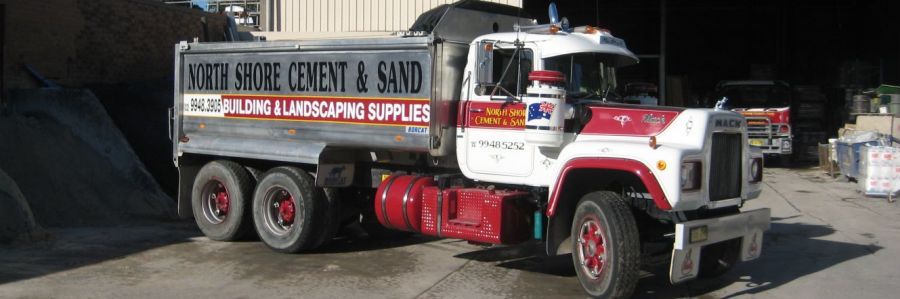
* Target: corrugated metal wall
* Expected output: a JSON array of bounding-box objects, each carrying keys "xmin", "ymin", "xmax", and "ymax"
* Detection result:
[{"xmin": 263, "ymin": 0, "xmax": 522, "ymax": 32}]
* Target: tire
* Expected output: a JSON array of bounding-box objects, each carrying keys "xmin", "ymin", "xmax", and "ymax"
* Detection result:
[
  {"xmin": 571, "ymin": 191, "xmax": 640, "ymax": 299},
  {"xmin": 191, "ymin": 160, "xmax": 254, "ymax": 241},
  {"xmin": 698, "ymin": 238, "xmax": 741, "ymax": 278},
  {"xmin": 245, "ymin": 166, "xmax": 263, "ymax": 182},
  {"xmin": 253, "ymin": 167, "xmax": 326, "ymax": 253}
]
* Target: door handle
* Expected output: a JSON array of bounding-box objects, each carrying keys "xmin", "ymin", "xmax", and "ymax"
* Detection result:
[{"xmin": 469, "ymin": 108, "xmax": 484, "ymax": 113}]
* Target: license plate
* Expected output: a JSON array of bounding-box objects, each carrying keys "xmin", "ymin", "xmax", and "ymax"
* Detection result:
[{"xmin": 750, "ymin": 139, "xmax": 765, "ymax": 146}]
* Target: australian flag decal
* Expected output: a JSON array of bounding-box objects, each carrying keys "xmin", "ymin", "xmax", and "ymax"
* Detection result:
[{"xmin": 527, "ymin": 101, "xmax": 556, "ymax": 121}]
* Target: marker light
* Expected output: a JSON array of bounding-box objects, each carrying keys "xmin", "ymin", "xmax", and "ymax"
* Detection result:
[{"xmin": 549, "ymin": 25, "xmax": 560, "ymax": 34}]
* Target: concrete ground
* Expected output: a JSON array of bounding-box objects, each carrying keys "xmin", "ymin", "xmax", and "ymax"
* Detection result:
[{"xmin": 1, "ymin": 167, "xmax": 898, "ymax": 298}]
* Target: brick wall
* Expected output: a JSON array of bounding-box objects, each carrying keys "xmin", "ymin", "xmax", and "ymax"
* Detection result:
[{"xmin": 1, "ymin": 0, "xmax": 228, "ymax": 89}]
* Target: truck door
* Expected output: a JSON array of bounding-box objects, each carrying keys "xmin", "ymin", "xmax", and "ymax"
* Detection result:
[{"xmin": 461, "ymin": 46, "xmax": 534, "ymax": 177}]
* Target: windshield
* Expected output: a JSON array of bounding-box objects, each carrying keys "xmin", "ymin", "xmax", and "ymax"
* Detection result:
[
  {"xmin": 715, "ymin": 85, "xmax": 790, "ymax": 108},
  {"xmin": 543, "ymin": 53, "xmax": 617, "ymax": 98}
]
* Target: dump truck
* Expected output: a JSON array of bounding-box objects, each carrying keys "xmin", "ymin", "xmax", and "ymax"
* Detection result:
[{"xmin": 171, "ymin": 2, "xmax": 770, "ymax": 298}]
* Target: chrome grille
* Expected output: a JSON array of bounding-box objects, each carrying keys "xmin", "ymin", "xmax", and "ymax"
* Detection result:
[{"xmin": 709, "ymin": 133, "xmax": 743, "ymax": 201}]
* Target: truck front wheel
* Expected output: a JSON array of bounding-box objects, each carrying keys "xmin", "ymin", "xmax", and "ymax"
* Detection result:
[
  {"xmin": 252, "ymin": 167, "xmax": 326, "ymax": 253},
  {"xmin": 191, "ymin": 160, "xmax": 254, "ymax": 241},
  {"xmin": 571, "ymin": 191, "xmax": 640, "ymax": 299}
]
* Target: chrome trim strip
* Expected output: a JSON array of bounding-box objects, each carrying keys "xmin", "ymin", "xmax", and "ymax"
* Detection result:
[
  {"xmin": 380, "ymin": 175, "xmax": 400, "ymax": 229},
  {"xmin": 401, "ymin": 176, "xmax": 424, "ymax": 232}
]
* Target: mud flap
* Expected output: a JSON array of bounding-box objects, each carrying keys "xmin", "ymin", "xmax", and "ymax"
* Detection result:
[
  {"xmin": 670, "ymin": 247, "xmax": 701, "ymax": 284},
  {"xmin": 315, "ymin": 163, "xmax": 354, "ymax": 187}
]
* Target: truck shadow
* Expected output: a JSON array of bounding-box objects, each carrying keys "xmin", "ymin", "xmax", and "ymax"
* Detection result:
[
  {"xmin": 453, "ymin": 220, "xmax": 879, "ymax": 298},
  {"xmin": 633, "ymin": 221, "xmax": 880, "ymax": 298},
  {"xmin": 0, "ymin": 220, "xmax": 436, "ymax": 286}
]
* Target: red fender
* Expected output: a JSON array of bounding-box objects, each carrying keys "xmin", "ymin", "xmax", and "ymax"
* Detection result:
[{"xmin": 546, "ymin": 158, "xmax": 672, "ymax": 216}]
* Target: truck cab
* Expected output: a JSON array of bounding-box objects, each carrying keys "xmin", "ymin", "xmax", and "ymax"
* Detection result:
[{"xmin": 714, "ymin": 80, "xmax": 793, "ymax": 159}]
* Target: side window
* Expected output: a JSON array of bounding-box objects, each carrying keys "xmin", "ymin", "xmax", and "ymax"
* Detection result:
[{"xmin": 483, "ymin": 49, "xmax": 533, "ymax": 97}]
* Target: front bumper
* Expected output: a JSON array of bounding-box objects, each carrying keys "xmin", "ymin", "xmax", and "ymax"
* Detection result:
[
  {"xmin": 669, "ymin": 208, "xmax": 771, "ymax": 283},
  {"xmin": 749, "ymin": 136, "xmax": 792, "ymax": 155}
]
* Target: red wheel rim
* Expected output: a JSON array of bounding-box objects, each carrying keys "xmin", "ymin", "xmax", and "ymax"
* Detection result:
[
  {"xmin": 202, "ymin": 180, "xmax": 229, "ymax": 224},
  {"xmin": 577, "ymin": 217, "xmax": 607, "ymax": 280},
  {"xmin": 264, "ymin": 187, "xmax": 298, "ymax": 235}
]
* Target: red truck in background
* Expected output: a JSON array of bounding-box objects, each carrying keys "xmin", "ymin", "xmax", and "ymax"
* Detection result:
[{"xmin": 714, "ymin": 80, "xmax": 794, "ymax": 163}]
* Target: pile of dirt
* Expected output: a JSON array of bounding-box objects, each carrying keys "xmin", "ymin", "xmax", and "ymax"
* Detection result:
[
  {"xmin": 0, "ymin": 89, "xmax": 174, "ymax": 241},
  {"xmin": 0, "ymin": 168, "xmax": 41, "ymax": 243},
  {"xmin": 89, "ymin": 80, "xmax": 178, "ymax": 196}
]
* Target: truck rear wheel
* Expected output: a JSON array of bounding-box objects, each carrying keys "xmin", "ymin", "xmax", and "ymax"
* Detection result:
[
  {"xmin": 252, "ymin": 167, "xmax": 326, "ymax": 253},
  {"xmin": 192, "ymin": 160, "xmax": 254, "ymax": 241},
  {"xmin": 571, "ymin": 191, "xmax": 640, "ymax": 299}
]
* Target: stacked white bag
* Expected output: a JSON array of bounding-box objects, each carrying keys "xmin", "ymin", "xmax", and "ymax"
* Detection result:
[{"xmin": 859, "ymin": 145, "xmax": 900, "ymax": 196}]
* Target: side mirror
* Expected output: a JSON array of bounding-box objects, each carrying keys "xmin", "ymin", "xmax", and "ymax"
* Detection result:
[{"xmin": 475, "ymin": 41, "xmax": 493, "ymax": 85}]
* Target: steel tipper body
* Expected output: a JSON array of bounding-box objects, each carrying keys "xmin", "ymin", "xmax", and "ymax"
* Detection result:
[{"xmin": 171, "ymin": 1, "xmax": 769, "ymax": 298}]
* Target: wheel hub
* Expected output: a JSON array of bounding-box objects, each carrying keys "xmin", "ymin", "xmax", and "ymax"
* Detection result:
[
  {"xmin": 277, "ymin": 193, "xmax": 295, "ymax": 225},
  {"xmin": 215, "ymin": 188, "xmax": 229, "ymax": 215},
  {"xmin": 203, "ymin": 180, "xmax": 229, "ymax": 224},
  {"xmin": 578, "ymin": 219, "xmax": 606, "ymax": 279},
  {"xmin": 272, "ymin": 190, "xmax": 297, "ymax": 226}
]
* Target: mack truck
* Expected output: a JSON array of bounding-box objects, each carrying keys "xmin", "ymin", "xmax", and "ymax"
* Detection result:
[
  {"xmin": 170, "ymin": 2, "xmax": 770, "ymax": 298},
  {"xmin": 713, "ymin": 80, "xmax": 793, "ymax": 163}
]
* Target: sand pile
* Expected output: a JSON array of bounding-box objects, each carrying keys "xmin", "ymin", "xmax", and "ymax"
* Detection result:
[{"xmin": 0, "ymin": 89, "xmax": 174, "ymax": 242}]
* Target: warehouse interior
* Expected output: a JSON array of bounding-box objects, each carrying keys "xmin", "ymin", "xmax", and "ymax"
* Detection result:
[
  {"xmin": 524, "ymin": 0, "xmax": 899, "ymax": 161},
  {"xmin": 526, "ymin": 0, "xmax": 898, "ymax": 101}
]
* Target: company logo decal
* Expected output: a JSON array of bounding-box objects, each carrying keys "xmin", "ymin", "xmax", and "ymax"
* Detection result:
[
  {"xmin": 714, "ymin": 118, "xmax": 743, "ymax": 128},
  {"xmin": 748, "ymin": 232, "xmax": 759, "ymax": 258},
  {"xmin": 681, "ymin": 248, "xmax": 694, "ymax": 276},
  {"xmin": 405, "ymin": 126, "xmax": 428, "ymax": 135},
  {"xmin": 642, "ymin": 114, "xmax": 666, "ymax": 125},
  {"xmin": 612, "ymin": 115, "xmax": 632, "ymax": 127},
  {"xmin": 527, "ymin": 101, "xmax": 556, "ymax": 121}
]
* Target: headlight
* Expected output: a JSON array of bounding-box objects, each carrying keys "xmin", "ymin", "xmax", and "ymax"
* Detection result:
[
  {"xmin": 749, "ymin": 158, "xmax": 763, "ymax": 183},
  {"xmin": 681, "ymin": 161, "xmax": 701, "ymax": 191}
]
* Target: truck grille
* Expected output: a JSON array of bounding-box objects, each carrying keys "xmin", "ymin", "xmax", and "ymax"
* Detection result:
[
  {"xmin": 745, "ymin": 117, "xmax": 774, "ymax": 136},
  {"xmin": 709, "ymin": 133, "xmax": 743, "ymax": 201}
]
